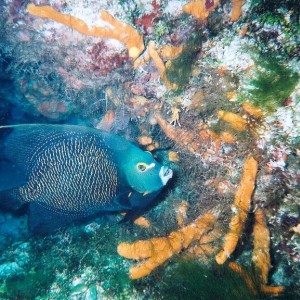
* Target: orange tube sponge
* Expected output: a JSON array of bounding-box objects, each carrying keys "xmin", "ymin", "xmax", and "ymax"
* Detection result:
[
  {"xmin": 242, "ymin": 102, "xmax": 263, "ymax": 119},
  {"xmin": 155, "ymin": 113, "xmax": 200, "ymax": 153},
  {"xmin": 219, "ymin": 131, "xmax": 237, "ymax": 144},
  {"xmin": 186, "ymin": 226, "xmax": 221, "ymax": 259},
  {"xmin": 155, "ymin": 113, "xmax": 234, "ymax": 155},
  {"xmin": 118, "ymin": 213, "xmax": 217, "ymax": 279},
  {"xmin": 148, "ymin": 41, "xmax": 177, "ymax": 89},
  {"xmin": 160, "ymin": 45, "xmax": 183, "ymax": 60},
  {"xmin": 216, "ymin": 157, "xmax": 258, "ymax": 264},
  {"xmin": 229, "ymin": 262, "xmax": 257, "ymax": 294},
  {"xmin": 155, "ymin": 113, "xmax": 212, "ymax": 154},
  {"xmin": 229, "ymin": 262, "xmax": 284, "ymax": 295},
  {"xmin": 168, "ymin": 151, "xmax": 180, "ymax": 163},
  {"xmin": 27, "ymin": 4, "xmax": 144, "ymax": 59},
  {"xmin": 176, "ymin": 201, "xmax": 189, "ymax": 227},
  {"xmin": 252, "ymin": 209, "xmax": 271, "ymax": 285},
  {"xmin": 134, "ymin": 216, "xmax": 151, "ymax": 228},
  {"xmin": 183, "ymin": 0, "xmax": 219, "ymax": 21},
  {"xmin": 260, "ymin": 285, "xmax": 284, "ymax": 295},
  {"xmin": 217, "ymin": 110, "xmax": 248, "ymax": 131},
  {"xmin": 230, "ymin": 0, "xmax": 245, "ymax": 22}
]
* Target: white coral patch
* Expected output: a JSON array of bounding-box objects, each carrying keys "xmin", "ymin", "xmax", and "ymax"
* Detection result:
[{"xmin": 207, "ymin": 36, "xmax": 254, "ymax": 72}]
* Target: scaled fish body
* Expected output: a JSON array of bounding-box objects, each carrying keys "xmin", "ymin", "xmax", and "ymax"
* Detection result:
[{"xmin": 0, "ymin": 124, "xmax": 172, "ymax": 234}]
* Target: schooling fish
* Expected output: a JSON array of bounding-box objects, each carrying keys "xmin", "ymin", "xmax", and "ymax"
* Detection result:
[{"xmin": 0, "ymin": 124, "xmax": 172, "ymax": 234}]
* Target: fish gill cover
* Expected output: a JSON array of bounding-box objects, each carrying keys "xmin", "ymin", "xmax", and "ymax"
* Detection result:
[{"xmin": 0, "ymin": 0, "xmax": 299, "ymax": 299}]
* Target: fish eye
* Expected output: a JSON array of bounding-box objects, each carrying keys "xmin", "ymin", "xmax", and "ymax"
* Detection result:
[{"xmin": 137, "ymin": 162, "xmax": 147, "ymax": 172}]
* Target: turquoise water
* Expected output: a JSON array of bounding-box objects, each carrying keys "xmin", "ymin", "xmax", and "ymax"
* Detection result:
[{"xmin": 0, "ymin": 0, "xmax": 299, "ymax": 299}]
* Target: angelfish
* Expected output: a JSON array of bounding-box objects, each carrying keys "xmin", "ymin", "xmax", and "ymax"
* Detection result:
[{"xmin": 0, "ymin": 124, "xmax": 173, "ymax": 234}]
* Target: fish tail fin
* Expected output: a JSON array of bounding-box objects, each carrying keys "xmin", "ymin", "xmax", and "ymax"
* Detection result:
[
  {"xmin": 0, "ymin": 188, "xmax": 25, "ymax": 211},
  {"xmin": 0, "ymin": 126, "xmax": 27, "ymax": 211},
  {"xmin": 0, "ymin": 125, "xmax": 27, "ymax": 189}
]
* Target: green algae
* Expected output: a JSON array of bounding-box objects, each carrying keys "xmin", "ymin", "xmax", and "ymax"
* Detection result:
[
  {"xmin": 239, "ymin": 56, "xmax": 299, "ymax": 112},
  {"xmin": 165, "ymin": 32, "xmax": 203, "ymax": 91},
  {"xmin": 158, "ymin": 259, "xmax": 258, "ymax": 300},
  {"xmin": 3, "ymin": 268, "xmax": 54, "ymax": 300}
]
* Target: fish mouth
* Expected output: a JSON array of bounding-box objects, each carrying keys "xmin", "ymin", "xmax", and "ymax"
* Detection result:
[{"xmin": 159, "ymin": 166, "xmax": 173, "ymax": 186}]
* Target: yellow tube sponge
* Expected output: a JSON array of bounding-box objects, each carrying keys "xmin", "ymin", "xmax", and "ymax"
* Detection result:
[
  {"xmin": 217, "ymin": 110, "xmax": 248, "ymax": 131},
  {"xmin": 216, "ymin": 157, "xmax": 258, "ymax": 264},
  {"xmin": 118, "ymin": 213, "xmax": 217, "ymax": 279},
  {"xmin": 27, "ymin": 4, "xmax": 144, "ymax": 60}
]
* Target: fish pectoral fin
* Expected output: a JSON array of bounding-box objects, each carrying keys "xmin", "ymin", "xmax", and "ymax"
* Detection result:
[
  {"xmin": 28, "ymin": 203, "xmax": 86, "ymax": 235},
  {"xmin": 113, "ymin": 192, "xmax": 132, "ymax": 210}
]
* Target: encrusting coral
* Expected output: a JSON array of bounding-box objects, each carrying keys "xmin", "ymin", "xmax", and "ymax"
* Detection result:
[
  {"xmin": 27, "ymin": 4, "xmax": 144, "ymax": 60},
  {"xmin": 117, "ymin": 213, "xmax": 217, "ymax": 279},
  {"xmin": 215, "ymin": 157, "xmax": 258, "ymax": 264}
]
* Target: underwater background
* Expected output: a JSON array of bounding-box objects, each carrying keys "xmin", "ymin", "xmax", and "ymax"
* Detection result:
[{"xmin": 0, "ymin": 0, "xmax": 299, "ymax": 299}]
